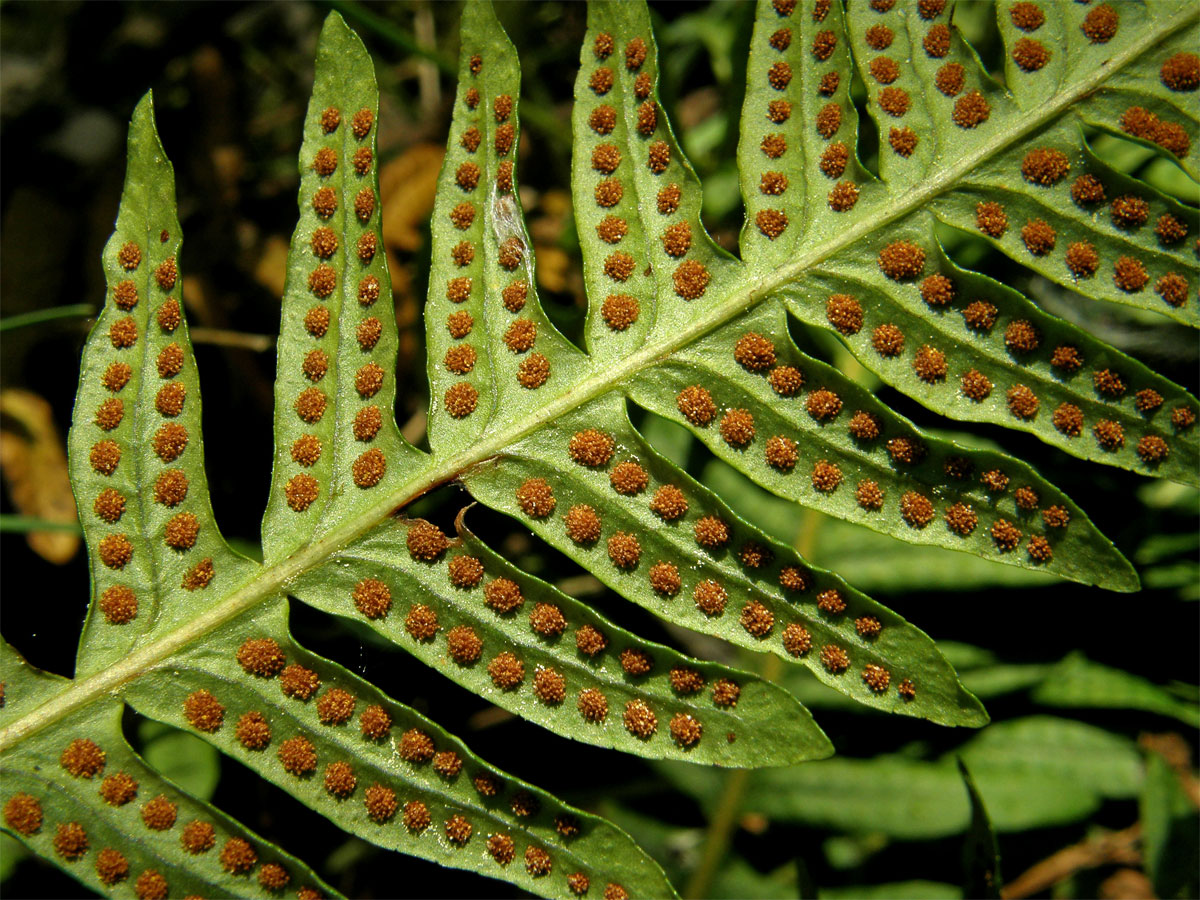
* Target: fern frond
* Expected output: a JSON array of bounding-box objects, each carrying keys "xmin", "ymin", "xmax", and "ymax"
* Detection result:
[{"xmin": 3, "ymin": 1, "xmax": 1197, "ymax": 896}]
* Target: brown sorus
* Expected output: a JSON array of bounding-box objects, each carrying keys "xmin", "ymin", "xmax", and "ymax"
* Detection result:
[
  {"xmin": 517, "ymin": 353, "xmax": 550, "ymax": 389},
  {"xmin": 768, "ymin": 99, "xmax": 792, "ymax": 123},
  {"xmin": 1135, "ymin": 389, "xmax": 1164, "ymax": 413},
  {"xmin": 961, "ymin": 369, "xmax": 993, "ymax": 400},
  {"xmin": 963, "ymin": 301, "xmax": 998, "ymax": 331},
  {"xmin": 886, "ymin": 436, "xmax": 926, "ymax": 465},
  {"xmin": 694, "ymin": 515, "xmax": 730, "ymax": 549},
  {"xmin": 589, "ymin": 105, "xmax": 617, "ymax": 135},
  {"xmin": 118, "ymin": 241, "xmax": 142, "ymax": 270},
  {"xmin": 878, "ymin": 241, "xmax": 925, "ymax": 280},
  {"xmin": 1004, "ymin": 319, "xmax": 1041, "ymax": 354},
  {"xmin": 259, "ymin": 864, "xmax": 291, "ymax": 892},
  {"xmin": 316, "ymin": 688, "xmax": 356, "ymax": 726},
  {"xmin": 183, "ymin": 689, "xmax": 224, "ymax": 732},
  {"xmin": 364, "ymin": 784, "xmax": 397, "ymax": 823},
  {"xmin": 4, "ymin": 795, "xmax": 43, "ymax": 837},
  {"xmin": 765, "ymin": 435, "xmax": 798, "ymax": 471},
  {"xmin": 62, "ymin": 738, "xmax": 106, "ymax": 778},
  {"xmin": 285, "ymin": 473, "xmax": 319, "ymax": 512},
  {"xmin": 953, "ymin": 91, "xmax": 990, "ymax": 128},
  {"xmin": 155, "ymin": 382, "xmax": 186, "ymax": 417},
  {"xmin": 756, "ymin": 209, "xmax": 789, "ymax": 239},
  {"xmin": 816, "ymin": 588, "xmax": 846, "ymax": 615},
  {"xmin": 488, "ymin": 834, "xmax": 516, "ymax": 866},
  {"xmin": 848, "ymin": 411, "xmax": 881, "ymax": 440},
  {"xmin": 944, "ymin": 502, "xmax": 979, "ymax": 536},
  {"xmin": 109, "ymin": 316, "xmax": 138, "ymax": 348},
  {"xmin": 623, "ymin": 699, "xmax": 658, "ymax": 739},
  {"xmin": 811, "ymin": 460, "xmax": 842, "ymax": 492},
  {"xmin": 693, "ymin": 579, "xmax": 728, "ymax": 616},
  {"xmin": 576, "ymin": 624, "xmax": 608, "ymax": 656},
  {"xmin": 564, "ymin": 505, "xmax": 602, "ymax": 544},
  {"xmin": 1093, "ymin": 419, "xmax": 1125, "ymax": 451},
  {"xmin": 181, "ymin": 557, "xmax": 215, "ymax": 591},
  {"xmin": 578, "ymin": 688, "xmax": 609, "ymax": 722},
  {"xmin": 1071, "ymin": 174, "xmax": 1106, "ymax": 206},
  {"xmin": 828, "ymin": 182, "xmax": 859, "ymax": 211},
  {"xmin": 1066, "ymin": 242, "xmax": 1099, "ymax": 277},
  {"xmin": 444, "ymin": 382, "xmax": 479, "ymax": 418},
  {"xmin": 870, "ymin": 57, "xmax": 899, "ymax": 84},
  {"xmin": 516, "ymin": 478, "xmax": 556, "ymax": 518},
  {"xmin": 99, "ymin": 533, "xmax": 133, "ymax": 569},
  {"xmin": 448, "ymin": 555, "xmax": 485, "ymax": 588},
  {"xmin": 484, "ymin": 576, "xmax": 525, "ymax": 613},
  {"xmin": 648, "ymin": 140, "xmax": 671, "ymax": 173},
  {"xmin": 1013, "ymin": 37, "xmax": 1051, "ymax": 71},
  {"xmin": 1156, "ymin": 214, "xmax": 1188, "ymax": 244},
  {"xmin": 820, "ymin": 142, "xmax": 849, "ymax": 178},
  {"xmin": 140, "ymin": 795, "xmax": 178, "ymax": 831},
  {"xmin": 889, "ymin": 127, "xmax": 918, "ymax": 157},
  {"xmin": 677, "ymin": 385, "xmax": 717, "ymax": 425},
  {"xmin": 352, "ymin": 578, "xmax": 391, "ymax": 619},
  {"xmin": 95, "ymin": 849, "xmax": 130, "ymax": 885},
  {"xmin": 488, "ymin": 652, "xmax": 525, "ymax": 690},
  {"xmin": 1022, "ymin": 149, "xmax": 1070, "ymax": 186},
  {"xmin": 610, "ymin": 461, "xmax": 649, "ymax": 495},
  {"xmin": 768, "ymin": 61, "xmax": 793, "ymax": 90},
  {"xmin": 980, "ymin": 469, "xmax": 1010, "ymax": 493},
  {"xmin": 398, "ymin": 728, "xmax": 436, "ymax": 763},
  {"xmin": 900, "ymin": 491, "xmax": 935, "ymax": 528},
  {"xmin": 649, "ymin": 561, "xmax": 682, "ymax": 596},
  {"xmin": 975, "ymin": 201, "xmax": 1008, "ymax": 237},
  {"xmin": 402, "ymin": 800, "xmax": 431, "ymax": 833},
  {"xmin": 658, "ymin": 183, "xmax": 683, "ymax": 214},
  {"xmin": 1113, "ymin": 256, "xmax": 1149, "ymax": 292},
  {"xmin": 93, "ymin": 488, "xmax": 126, "ymax": 523},
  {"xmin": 404, "ymin": 604, "xmax": 439, "ymax": 641},
  {"xmin": 90, "ymin": 440, "xmax": 122, "ymax": 475},
  {"xmin": 816, "ymin": 103, "xmax": 842, "ymax": 138},
  {"xmin": 806, "ymin": 388, "xmax": 843, "ymax": 420},
  {"xmin": 280, "ymin": 664, "xmax": 320, "ymax": 700},
  {"xmin": 100, "ymin": 772, "xmax": 138, "ymax": 806},
  {"xmin": 712, "ymin": 678, "xmax": 741, "ymax": 707},
  {"xmin": 741, "ymin": 600, "xmax": 775, "ymax": 636},
  {"xmin": 304, "ymin": 305, "xmax": 331, "ymax": 337},
  {"xmin": 862, "ymin": 664, "xmax": 891, "ymax": 693},
  {"xmin": 237, "ymin": 638, "xmax": 286, "ymax": 678},
  {"xmin": 769, "ymin": 364, "xmax": 804, "ymax": 396},
  {"xmin": 530, "ymin": 602, "xmax": 567, "ymax": 637},
  {"xmin": 1172, "ymin": 406, "xmax": 1197, "ymax": 429},
  {"xmin": 991, "ymin": 519, "xmax": 1022, "ymax": 551},
  {"xmin": 783, "ymin": 623, "xmax": 813, "ymax": 657},
  {"xmin": 447, "ymin": 625, "xmax": 483, "ymax": 664},
  {"xmin": 878, "ymin": 86, "xmax": 911, "ymax": 117},
  {"xmin": 820, "ymin": 645, "xmax": 851, "ymax": 674},
  {"xmin": 235, "ymin": 711, "xmax": 271, "ymax": 750},
  {"xmin": 662, "ymin": 221, "xmax": 692, "ymax": 257},
  {"xmin": 534, "ymin": 666, "xmax": 566, "ymax": 704},
  {"xmin": 406, "ymin": 520, "xmax": 449, "ymax": 562},
  {"xmin": 620, "ymin": 648, "xmax": 654, "ymax": 676},
  {"xmin": 1081, "ymin": 3, "xmax": 1118, "ymax": 42},
  {"xmin": 670, "ymin": 667, "xmax": 706, "ymax": 694},
  {"xmin": 1021, "ymin": 219, "xmax": 1056, "ymax": 255},
  {"xmin": 102, "ymin": 362, "xmax": 133, "ymax": 392},
  {"xmin": 53, "ymin": 820, "xmax": 88, "ymax": 864},
  {"xmin": 1137, "ymin": 435, "xmax": 1170, "ymax": 464},
  {"xmin": 670, "ymin": 713, "xmax": 703, "ymax": 749},
  {"xmin": 602, "ymin": 294, "xmax": 639, "ymax": 330},
  {"xmin": 812, "ymin": 29, "xmax": 836, "ymax": 60},
  {"xmin": 447, "ymin": 310, "xmax": 474, "ymax": 339},
  {"xmin": 923, "ymin": 23, "xmax": 951, "ymax": 57},
  {"xmin": 1156, "ymin": 273, "xmax": 1189, "ymax": 307},
  {"xmin": 1111, "ymin": 195, "xmax": 1150, "ymax": 229},
  {"xmin": 355, "ymin": 187, "xmax": 376, "ymax": 222},
  {"xmin": 597, "ymin": 215, "xmax": 628, "ymax": 244},
  {"xmin": 180, "ymin": 821, "xmax": 215, "ymax": 854},
  {"xmin": 360, "ymin": 705, "xmax": 392, "ymax": 740},
  {"xmin": 164, "ymin": 510, "xmax": 200, "ymax": 550}
]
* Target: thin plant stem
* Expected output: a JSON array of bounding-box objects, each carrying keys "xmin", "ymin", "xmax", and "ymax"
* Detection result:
[
  {"xmin": 324, "ymin": 0, "xmax": 455, "ymax": 75},
  {"xmin": 0, "ymin": 304, "xmax": 95, "ymax": 333},
  {"xmin": 0, "ymin": 515, "xmax": 82, "ymax": 535}
]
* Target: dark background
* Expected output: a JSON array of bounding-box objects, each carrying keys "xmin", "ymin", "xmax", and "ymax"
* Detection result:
[{"xmin": 1, "ymin": 2, "xmax": 1197, "ymax": 898}]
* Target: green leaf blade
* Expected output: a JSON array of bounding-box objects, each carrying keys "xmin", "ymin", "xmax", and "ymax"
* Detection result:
[
  {"xmin": 290, "ymin": 515, "xmax": 831, "ymax": 766},
  {"xmin": 262, "ymin": 13, "xmax": 424, "ymax": 565}
]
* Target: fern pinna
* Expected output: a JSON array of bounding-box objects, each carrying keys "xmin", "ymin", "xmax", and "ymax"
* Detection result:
[{"xmin": 2, "ymin": 1, "xmax": 1196, "ymax": 897}]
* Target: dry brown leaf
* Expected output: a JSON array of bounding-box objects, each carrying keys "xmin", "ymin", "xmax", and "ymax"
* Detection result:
[
  {"xmin": 380, "ymin": 142, "xmax": 444, "ymax": 252},
  {"xmin": 254, "ymin": 234, "xmax": 291, "ymax": 298},
  {"xmin": 0, "ymin": 389, "xmax": 79, "ymax": 563}
]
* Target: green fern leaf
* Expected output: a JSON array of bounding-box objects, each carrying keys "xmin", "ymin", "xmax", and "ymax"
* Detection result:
[{"xmin": 2, "ymin": 0, "xmax": 1197, "ymax": 896}]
